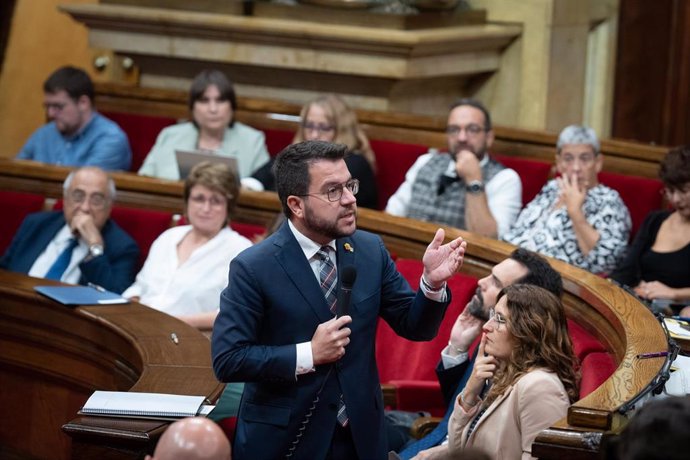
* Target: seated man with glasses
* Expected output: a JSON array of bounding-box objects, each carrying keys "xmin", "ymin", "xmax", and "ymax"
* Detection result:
[
  {"xmin": 503, "ymin": 125, "xmax": 631, "ymax": 275},
  {"xmin": 16, "ymin": 66, "xmax": 132, "ymax": 171},
  {"xmin": 0, "ymin": 166, "xmax": 139, "ymax": 293},
  {"xmin": 385, "ymin": 98, "xmax": 521, "ymax": 238}
]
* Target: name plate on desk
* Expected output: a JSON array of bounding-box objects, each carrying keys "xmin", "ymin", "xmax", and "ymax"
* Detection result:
[{"xmin": 35, "ymin": 285, "xmax": 128, "ymax": 306}]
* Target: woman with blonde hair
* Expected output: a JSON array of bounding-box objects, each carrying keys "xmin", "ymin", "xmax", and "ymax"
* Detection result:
[
  {"xmin": 447, "ymin": 284, "xmax": 579, "ymax": 460},
  {"xmin": 248, "ymin": 94, "xmax": 379, "ymax": 208}
]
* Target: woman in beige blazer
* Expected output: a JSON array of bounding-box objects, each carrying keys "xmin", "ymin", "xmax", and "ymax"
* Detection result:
[{"xmin": 447, "ymin": 284, "xmax": 580, "ymax": 460}]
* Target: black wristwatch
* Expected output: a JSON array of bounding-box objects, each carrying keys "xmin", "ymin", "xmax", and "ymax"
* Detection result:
[{"xmin": 465, "ymin": 180, "xmax": 485, "ymax": 194}]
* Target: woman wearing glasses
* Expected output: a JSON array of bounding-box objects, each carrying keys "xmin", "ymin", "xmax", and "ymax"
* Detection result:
[
  {"xmin": 123, "ymin": 161, "xmax": 251, "ymax": 330},
  {"xmin": 503, "ymin": 125, "xmax": 631, "ymax": 275},
  {"xmin": 611, "ymin": 146, "xmax": 690, "ymax": 312},
  {"xmin": 447, "ymin": 284, "xmax": 579, "ymax": 460},
  {"xmin": 248, "ymin": 94, "xmax": 379, "ymax": 209}
]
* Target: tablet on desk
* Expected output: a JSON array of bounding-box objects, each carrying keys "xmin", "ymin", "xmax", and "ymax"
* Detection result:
[{"xmin": 175, "ymin": 149, "xmax": 238, "ymax": 180}]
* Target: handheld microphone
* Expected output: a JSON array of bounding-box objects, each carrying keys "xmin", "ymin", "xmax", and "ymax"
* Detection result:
[{"xmin": 336, "ymin": 265, "xmax": 357, "ymax": 318}]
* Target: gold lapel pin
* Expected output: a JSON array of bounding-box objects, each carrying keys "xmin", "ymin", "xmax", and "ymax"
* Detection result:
[{"xmin": 344, "ymin": 243, "xmax": 354, "ymax": 253}]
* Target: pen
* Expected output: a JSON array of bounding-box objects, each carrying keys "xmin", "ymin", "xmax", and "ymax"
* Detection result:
[
  {"xmin": 672, "ymin": 316, "xmax": 690, "ymax": 323},
  {"xmin": 87, "ymin": 282, "xmax": 105, "ymax": 292},
  {"xmin": 170, "ymin": 333, "xmax": 179, "ymax": 345},
  {"xmin": 636, "ymin": 351, "xmax": 668, "ymax": 359}
]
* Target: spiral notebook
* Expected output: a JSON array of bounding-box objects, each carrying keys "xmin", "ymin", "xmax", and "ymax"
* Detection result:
[{"xmin": 80, "ymin": 391, "xmax": 211, "ymax": 420}]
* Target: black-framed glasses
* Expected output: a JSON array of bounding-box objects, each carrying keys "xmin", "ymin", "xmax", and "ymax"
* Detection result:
[
  {"xmin": 300, "ymin": 179, "xmax": 359, "ymax": 202},
  {"xmin": 446, "ymin": 124, "xmax": 486, "ymax": 136},
  {"xmin": 488, "ymin": 308, "xmax": 507, "ymax": 330}
]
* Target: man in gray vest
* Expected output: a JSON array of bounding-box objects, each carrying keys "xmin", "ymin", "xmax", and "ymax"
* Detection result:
[{"xmin": 385, "ymin": 99, "xmax": 521, "ymax": 238}]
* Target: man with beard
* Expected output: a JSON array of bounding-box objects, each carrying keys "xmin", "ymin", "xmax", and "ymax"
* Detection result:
[
  {"xmin": 398, "ymin": 248, "xmax": 563, "ymax": 459},
  {"xmin": 17, "ymin": 66, "xmax": 131, "ymax": 171},
  {"xmin": 212, "ymin": 141, "xmax": 467, "ymax": 460},
  {"xmin": 386, "ymin": 98, "xmax": 521, "ymax": 238}
]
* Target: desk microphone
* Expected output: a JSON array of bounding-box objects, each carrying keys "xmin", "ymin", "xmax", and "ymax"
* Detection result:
[{"xmin": 336, "ymin": 265, "xmax": 357, "ymax": 318}]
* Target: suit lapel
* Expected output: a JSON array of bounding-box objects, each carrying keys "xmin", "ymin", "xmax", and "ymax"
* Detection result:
[
  {"xmin": 273, "ymin": 224, "xmax": 334, "ymax": 323},
  {"xmin": 466, "ymin": 383, "xmax": 515, "ymax": 444}
]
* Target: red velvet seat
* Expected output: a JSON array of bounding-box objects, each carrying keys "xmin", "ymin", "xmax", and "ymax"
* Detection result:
[
  {"xmin": 109, "ymin": 206, "xmax": 175, "ymax": 268},
  {"xmin": 599, "ymin": 171, "xmax": 664, "ymax": 239},
  {"xmin": 370, "ymin": 139, "xmax": 429, "ymax": 210},
  {"xmin": 579, "ymin": 351, "xmax": 617, "ymax": 397},
  {"xmin": 0, "ymin": 190, "xmax": 46, "ymax": 254},
  {"xmin": 493, "ymin": 154, "xmax": 553, "ymax": 206},
  {"xmin": 101, "ymin": 111, "xmax": 177, "ymax": 172},
  {"xmin": 376, "ymin": 258, "xmax": 478, "ymax": 416},
  {"xmin": 262, "ymin": 127, "xmax": 295, "ymax": 156},
  {"xmin": 376, "ymin": 258, "xmax": 617, "ymax": 415}
]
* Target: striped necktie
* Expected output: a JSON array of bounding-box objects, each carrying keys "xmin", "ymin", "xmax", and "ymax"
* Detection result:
[
  {"xmin": 316, "ymin": 246, "xmax": 337, "ymax": 314},
  {"xmin": 315, "ymin": 246, "xmax": 348, "ymax": 426}
]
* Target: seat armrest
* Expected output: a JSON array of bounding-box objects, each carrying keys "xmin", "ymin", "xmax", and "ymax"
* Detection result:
[
  {"xmin": 411, "ymin": 416, "xmax": 442, "ymax": 439},
  {"xmin": 381, "ymin": 383, "xmax": 398, "ymax": 408}
]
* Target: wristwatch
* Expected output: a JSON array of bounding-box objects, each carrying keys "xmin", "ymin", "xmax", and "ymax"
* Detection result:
[
  {"xmin": 89, "ymin": 244, "xmax": 104, "ymax": 258},
  {"xmin": 465, "ymin": 180, "xmax": 485, "ymax": 194}
]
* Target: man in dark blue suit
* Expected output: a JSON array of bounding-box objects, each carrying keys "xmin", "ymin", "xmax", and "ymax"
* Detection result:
[
  {"xmin": 398, "ymin": 248, "xmax": 563, "ymax": 459},
  {"xmin": 0, "ymin": 166, "xmax": 138, "ymax": 294},
  {"xmin": 212, "ymin": 141, "xmax": 467, "ymax": 460}
]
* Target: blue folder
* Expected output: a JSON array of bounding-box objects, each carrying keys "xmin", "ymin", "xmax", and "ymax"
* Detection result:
[{"xmin": 34, "ymin": 285, "xmax": 128, "ymax": 306}]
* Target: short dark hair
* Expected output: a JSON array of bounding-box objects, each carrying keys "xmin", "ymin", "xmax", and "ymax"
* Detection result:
[
  {"xmin": 273, "ymin": 140, "xmax": 348, "ymax": 218},
  {"xmin": 43, "ymin": 66, "xmax": 94, "ymax": 102},
  {"xmin": 448, "ymin": 98, "xmax": 492, "ymax": 131},
  {"xmin": 188, "ymin": 69, "xmax": 237, "ymax": 127},
  {"xmin": 659, "ymin": 145, "xmax": 690, "ymax": 189},
  {"xmin": 614, "ymin": 396, "xmax": 690, "ymax": 460},
  {"xmin": 184, "ymin": 161, "xmax": 240, "ymax": 219},
  {"xmin": 509, "ymin": 248, "xmax": 563, "ymax": 298}
]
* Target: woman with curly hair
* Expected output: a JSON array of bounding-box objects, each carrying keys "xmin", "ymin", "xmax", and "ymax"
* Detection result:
[{"xmin": 447, "ymin": 284, "xmax": 579, "ymax": 460}]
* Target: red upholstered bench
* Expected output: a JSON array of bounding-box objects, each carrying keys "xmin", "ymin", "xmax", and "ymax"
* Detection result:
[
  {"xmin": 493, "ymin": 154, "xmax": 553, "ymax": 206},
  {"xmin": 599, "ymin": 171, "xmax": 664, "ymax": 239},
  {"xmin": 109, "ymin": 206, "xmax": 175, "ymax": 268},
  {"xmin": 101, "ymin": 111, "xmax": 177, "ymax": 172},
  {"xmin": 376, "ymin": 259, "xmax": 617, "ymax": 416},
  {"xmin": 262, "ymin": 127, "xmax": 295, "ymax": 156},
  {"xmin": 0, "ymin": 190, "xmax": 47, "ymax": 254},
  {"xmin": 370, "ymin": 139, "xmax": 429, "ymax": 210},
  {"xmin": 376, "ymin": 258, "xmax": 478, "ymax": 416}
]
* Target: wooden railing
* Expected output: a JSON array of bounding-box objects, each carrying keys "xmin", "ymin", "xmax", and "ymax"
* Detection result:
[
  {"xmin": 0, "ymin": 159, "xmax": 668, "ymax": 458},
  {"xmin": 93, "ymin": 82, "xmax": 669, "ymax": 180},
  {"xmin": 0, "ymin": 270, "xmax": 223, "ymax": 460}
]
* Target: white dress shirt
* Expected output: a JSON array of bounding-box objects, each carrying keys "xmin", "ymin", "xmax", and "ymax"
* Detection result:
[
  {"xmin": 29, "ymin": 225, "xmax": 89, "ymax": 284},
  {"xmin": 385, "ymin": 151, "xmax": 522, "ymax": 238}
]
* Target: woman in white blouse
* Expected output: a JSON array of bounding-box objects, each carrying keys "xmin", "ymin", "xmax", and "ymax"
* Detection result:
[{"xmin": 123, "ymin": 161, "xmax": 251, "ymax": 330}]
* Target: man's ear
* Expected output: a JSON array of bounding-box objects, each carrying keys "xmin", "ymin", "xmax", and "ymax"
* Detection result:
[
  {"xmin": 286, "ymin": 195, "xmax": 304, "ymax": 219},
  {"xmin": 76, "ymin": 95, "xmax": 91, "ymax": 112}
]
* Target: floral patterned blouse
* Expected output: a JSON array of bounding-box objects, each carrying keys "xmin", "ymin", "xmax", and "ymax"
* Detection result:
[{"xmin": 503, "ymin": 180, "xmax": 631, "ymax": 274}]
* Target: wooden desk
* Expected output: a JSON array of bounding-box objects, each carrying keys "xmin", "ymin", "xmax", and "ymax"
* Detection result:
[
  {"xmin": 0, "ymin": 160, "xmax": 670, "ymax": 459},
  {"xmin": 0, "ymin": 271, "xmax": 222, "ymax": 460}
]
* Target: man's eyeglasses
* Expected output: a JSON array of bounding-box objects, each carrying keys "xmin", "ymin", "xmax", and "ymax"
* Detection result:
[
  {"xmin": 446, "ymin": 124, "xmax": 486, "ymax": 137},
  {"xmin": 488, "ymin": 308, "xmax": 507, "ymax": 330},
  {"xmin": 66, "ymin": 190, "xmax": 109, "ymax": 209},
  {"xmin": 303, "ymin": 123, "xmax": 335, "ymax": 134},
  {"xmin": 300, "ymin": 179, "xmax": 359, "ymax": 202},
  {"xmin": 43, "ymin": 102, "xmax": 68, "ymax": 112}
]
